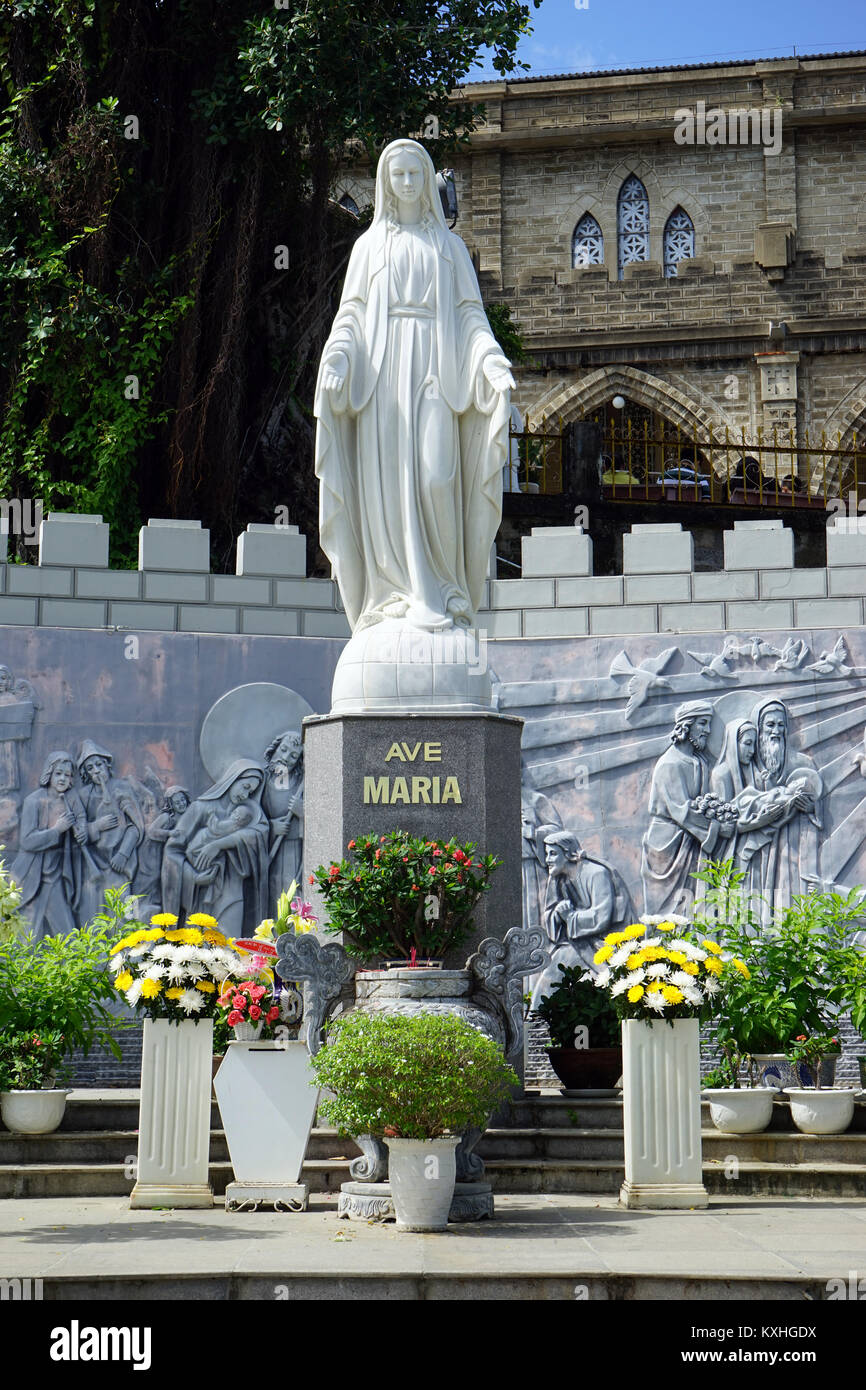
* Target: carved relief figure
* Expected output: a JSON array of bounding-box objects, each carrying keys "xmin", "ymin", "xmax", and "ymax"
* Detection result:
[
  {"xmin": 734, "ymin": 698, "xmax": 823, "ymax": 923},
  {"xmin": 315, "ymin": 137, "xmax": 513, "ymax": 634},
  {"xmin": 641, "ymin": 700, "xmax": 735, "ymax": 916},
  {"xmin": 161, "ymin": 760, "xmax": 269, "ymax": 935},
  {"xmin": 530, "ymin": 830, "xmax": 636, "ymax": 1008},
  {"xmin": 132, "ymin": 785, "xmax": 191, "ymax": 914},
  {"xmin": 76, "ymin": 740, "xmax": 146, "ymax": 923},
  {"xmin": 262, "ymin": 730, "xmax": 304, "ymax": 906},
  {"xmin": 12, "ymin": 752, "xmax": 87, "ymax": 940},
  {"xmin": 520, "ymin": 791, "xmax": 562, "ymax": 934}
]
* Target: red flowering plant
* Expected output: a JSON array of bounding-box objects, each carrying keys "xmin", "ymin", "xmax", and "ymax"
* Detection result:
[
  {"xmin": 216, "ymin": 978, "xmax": 281, "ymax": 1036},
  {"xmin": 311, "ymin": 830, "xmax": 501, "ymax": 964}
]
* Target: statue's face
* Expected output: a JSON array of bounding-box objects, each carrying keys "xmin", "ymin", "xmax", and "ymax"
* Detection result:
[
  {"xmin": 761, "ymin": 710, "xmax": 787, "ymax": 740},
  {"xmin": 170, "ymin": 792, "xmax": 189, "ymax": 815},
  {"xmin": 388, "ymin": 151, "xmax": 424, "ymax": 205},
  {"xmin": 545, "ymin": 842, "xmax": 568, "ymax": 873},
  {"xmin": 273, "ymin": 736, "xmax": 301, "ymax": 770},
  {"xmin": 84, "ymin": 755, "xmax": 109, "ymax": 784},
  {"xmin": 0, "ymin": 668, "xmax": 12, "ymax": 692},
  {"xmin": 230, "ymin": 773, "xmax": 261, "ymax": 804},
  {"xmin": 690, "ymin": 715, "xmax": 712, "ymax": 749},
  {"xmin": 737, "ymin": 728, "xmax": 757, "ymax": 763},
  {"xmin": 50, "ymin": 761, "xmax": 73, "ymax": 793}
]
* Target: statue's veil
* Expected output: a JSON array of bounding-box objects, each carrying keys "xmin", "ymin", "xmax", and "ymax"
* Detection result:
[{"xmin": 371, "ymin": 139, "xmax": 448, "ymax": 233}]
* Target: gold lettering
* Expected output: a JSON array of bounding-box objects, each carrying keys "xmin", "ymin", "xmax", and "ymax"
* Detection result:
[
  {"xmin": 385, "ymin": 743, "xmax": 405, "ymax": 762},
  {"xmin": 391, "ymin": 776, "xmax": 409, "ymax": 804},
  {"xmin": 442, "ymin": 776, "xmax": 462, "ymax": 804},
  {"xmin": 401, "ymin": 742, "xmax": 422, "ymax": 761},
  {"xmin": 363, "ymin": 776, "xmax": 389, "ymax": 803},
  {"xmin": 431, "ymin": 777, "xmax": 441, "ymax": 803},
  {"xmin": 424, "ymin": 742, "xmax": 442, "ymax": 761},
  {"xmin": 412, "ymin": 776, "xmax": 431, "ymax": 804}
]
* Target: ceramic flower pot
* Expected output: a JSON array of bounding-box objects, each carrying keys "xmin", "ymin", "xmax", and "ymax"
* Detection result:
[
  {"xmin": 546, "ymin": 1046, "xmax": 623, "ymax": 1091},
  {"xmin": 702, "ymin": 1087, "xmax": 774, "ymax": 1134},
  {"xmin": 784, "ymin": 1088, "xmax": 855, "ymax": 1135},
  {"xmin": 752, "ymin": 1053, "xmax": 838, "ymax": 1089},
  {"xmin": 0, "ymin": 1088, "xmax": 68, "ymax": 1135},
  {"xmin": 385, "ymin": 1135, "xmax": 460, "ymax": 1232}
]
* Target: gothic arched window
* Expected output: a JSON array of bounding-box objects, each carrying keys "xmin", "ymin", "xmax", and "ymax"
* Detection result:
[
  {"xmin": 338, "ymin": 192, "xmax": 360, "ymax": 216},
  {"xmin": 572, "ymin": 213, "xmax": 604, "ymax": 268},
  {"xmin": 663, "ymin": 207, "xmax": 695, "ymax": 277},
  {"xmin": 617, "ymin": 175, "xmax": 650, "ymax": 279}
]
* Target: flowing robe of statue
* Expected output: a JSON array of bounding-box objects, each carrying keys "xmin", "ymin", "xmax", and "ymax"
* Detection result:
[
  {"xmin": 642, "ymin": 743, "xmax": 720, "ymax": 915},
  {"xmin": 263, "ymin": 762, "xmax": 304, "ymax": 908},
  {"xmin": 314, "ymin": 140, "xmax": 510, "ymax": 634}
]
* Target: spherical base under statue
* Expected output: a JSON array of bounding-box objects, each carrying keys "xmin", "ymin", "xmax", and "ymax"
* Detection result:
[
  {"xmin": 331, "ymin": 620, "xmax": 492, "ymax": 714},
  {"xmin": 337, "ymin": 1180, "xmax": 494, "ymax": 1223}
]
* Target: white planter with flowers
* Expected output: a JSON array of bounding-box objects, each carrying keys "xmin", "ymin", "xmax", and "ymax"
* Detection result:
[
  {"xmin": 620, "ymin": 1019, "xmax": 707, "ymax": 1209},
  {"xmin": 594, "ymin": 914, "xmax": 748, "ymax": 1210},
  {"xmin": 131, "ymin": 1016, "xmax": 215, "ymax": 1208},
  {"xmin": 109, "ymin": 911, "xmax": 244, "ymax": 1210}
]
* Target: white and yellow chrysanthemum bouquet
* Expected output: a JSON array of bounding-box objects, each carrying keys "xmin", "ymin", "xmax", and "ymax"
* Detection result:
[
  {"xmin": 593, "ymin": 913, "xmax": 750, "ymax": 1022},
  {"xmin": 110, "ymin": 913, "xmax": 244, "ymax": 1023}
]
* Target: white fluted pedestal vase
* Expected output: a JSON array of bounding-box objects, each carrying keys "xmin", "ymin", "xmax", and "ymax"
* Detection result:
[
  {"xmin": 130, "ymin": 1018, "xmax": 214, "ymax": 1209},
  {"xmin": 620, "ymin": 1018, "xmax": 708, "ymax": 1210}
]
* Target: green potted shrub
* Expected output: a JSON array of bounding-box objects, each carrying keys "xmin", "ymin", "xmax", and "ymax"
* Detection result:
[
  {"xmin": 531, "ymin": 964, "xmax": 622, "ymax": 1090},
  {"xmin": 310, "ymin": 1010, "xmax": 518, "ymax": 1231},
  {"xmin": 0, "ymin": 914, "xmax": 123, "ymax": 1134}
]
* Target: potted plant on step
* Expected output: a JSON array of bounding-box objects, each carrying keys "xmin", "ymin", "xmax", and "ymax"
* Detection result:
[
  {"xmin": 784, "ymin": 1032, "xmax": 855, "ymax": 1135},
  {"xmin": 531, "ymin": 964, "xmax": 622, "ymax": 1090},
  {"xmin": 701, "ymin": 1045, "xmax": 775, "ymax": 1134},
  {"xmin": 694, "ymin": 863, "xmax": 862, "ymax": 1090},
  {"xmin": 0, "ymin": 890, "xmax": 124, "ymax": 1135},
  {"xmin": 310, "ymin": 1010, "xmax": 518, "ymax": 1231}
]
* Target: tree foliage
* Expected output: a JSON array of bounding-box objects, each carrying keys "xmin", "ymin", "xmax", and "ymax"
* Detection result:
[{"xmin": 0, "ymin": 0, "xmax": 538, "ymax": 565}]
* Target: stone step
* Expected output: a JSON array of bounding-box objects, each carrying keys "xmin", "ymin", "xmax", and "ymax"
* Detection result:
[
  {"xmin": 5, "ymin": 1155, "xmax": 864, "ymax": 1200},
  {"xmin": 0, "ymin": 1128, "xmax": 360, "ymax": 1166}
]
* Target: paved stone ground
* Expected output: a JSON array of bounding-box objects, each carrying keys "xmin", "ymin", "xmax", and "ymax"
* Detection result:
[{"xmin": 2, "ymin": 1193, "xmax": 866, "ymax": 1301}]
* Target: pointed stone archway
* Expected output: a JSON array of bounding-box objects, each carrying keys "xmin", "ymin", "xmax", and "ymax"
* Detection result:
[{"xmin": 526, "ymin": 365, "xmax": 732, "ymax": 441}]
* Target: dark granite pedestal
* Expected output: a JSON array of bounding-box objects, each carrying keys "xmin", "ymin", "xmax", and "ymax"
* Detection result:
[{"xmin": 302, "ymin": 711, "xmax": 523, "ymax": 961}]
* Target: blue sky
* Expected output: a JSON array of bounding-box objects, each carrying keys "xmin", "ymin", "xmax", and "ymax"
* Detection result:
[{"xmin": 473, "ymin": 0, "xmax": 865, "ymax": 79}]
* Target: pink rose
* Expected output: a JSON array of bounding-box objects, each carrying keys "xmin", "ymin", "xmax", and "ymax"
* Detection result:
[
  {"xmin": 249, "ymin": 1005, "xmax": 262, "ymax": 1021},
  {"xmin": 232, "ymin": 994, "xmax": 246, "ymax": 1010},
  {"xmin": 250, "ymin": 985, "xmax": 267, "ymax": 1001},
  {"xmin": 227, "ymin": 1010, "xmax": 243, "ymax": 1027},
  {"xmin": 266, "ymin": 1007, "xmax": 279, "ymax": 1023}
]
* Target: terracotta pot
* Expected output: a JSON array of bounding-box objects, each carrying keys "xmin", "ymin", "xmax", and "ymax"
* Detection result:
[{"xmin": 546, "ymin": 1046, "xmax": 623, "ymax": 1091}]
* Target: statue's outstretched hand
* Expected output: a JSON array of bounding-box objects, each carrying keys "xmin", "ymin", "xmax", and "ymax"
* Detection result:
[
  {"xmin": 483, "ymin": 354, "xmax": 516, "ymax": 393},
  {"xmin": 322, "ymin": 350, "xmax": 348, "ymax": 392}
]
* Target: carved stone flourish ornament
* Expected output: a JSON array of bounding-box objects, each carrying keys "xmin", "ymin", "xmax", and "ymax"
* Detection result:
[
  {"xmin": 466, "ymin": 925, "xmax": 549, "ymax": 1058},
  {"xmin": 348, "ymin": 1134, "xmax": 389, "ymax": 1184},
  {"xmin": 337, "ymin": 1181, "xmax": 493, "ymax": 1223},
  {"xmin": 274, "ymin": 934, "xmax": 355, "ymax": 1055}
]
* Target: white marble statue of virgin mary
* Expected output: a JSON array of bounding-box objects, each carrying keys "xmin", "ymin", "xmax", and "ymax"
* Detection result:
[{"xmin": 314, "ymin": 138, "xmax": 514, "ymax": 634}]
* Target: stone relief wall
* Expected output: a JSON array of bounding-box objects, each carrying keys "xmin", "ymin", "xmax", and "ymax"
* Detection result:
[{"xmin": 0, "ymin": 629, "xmax": 339, "ymax": 941}]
